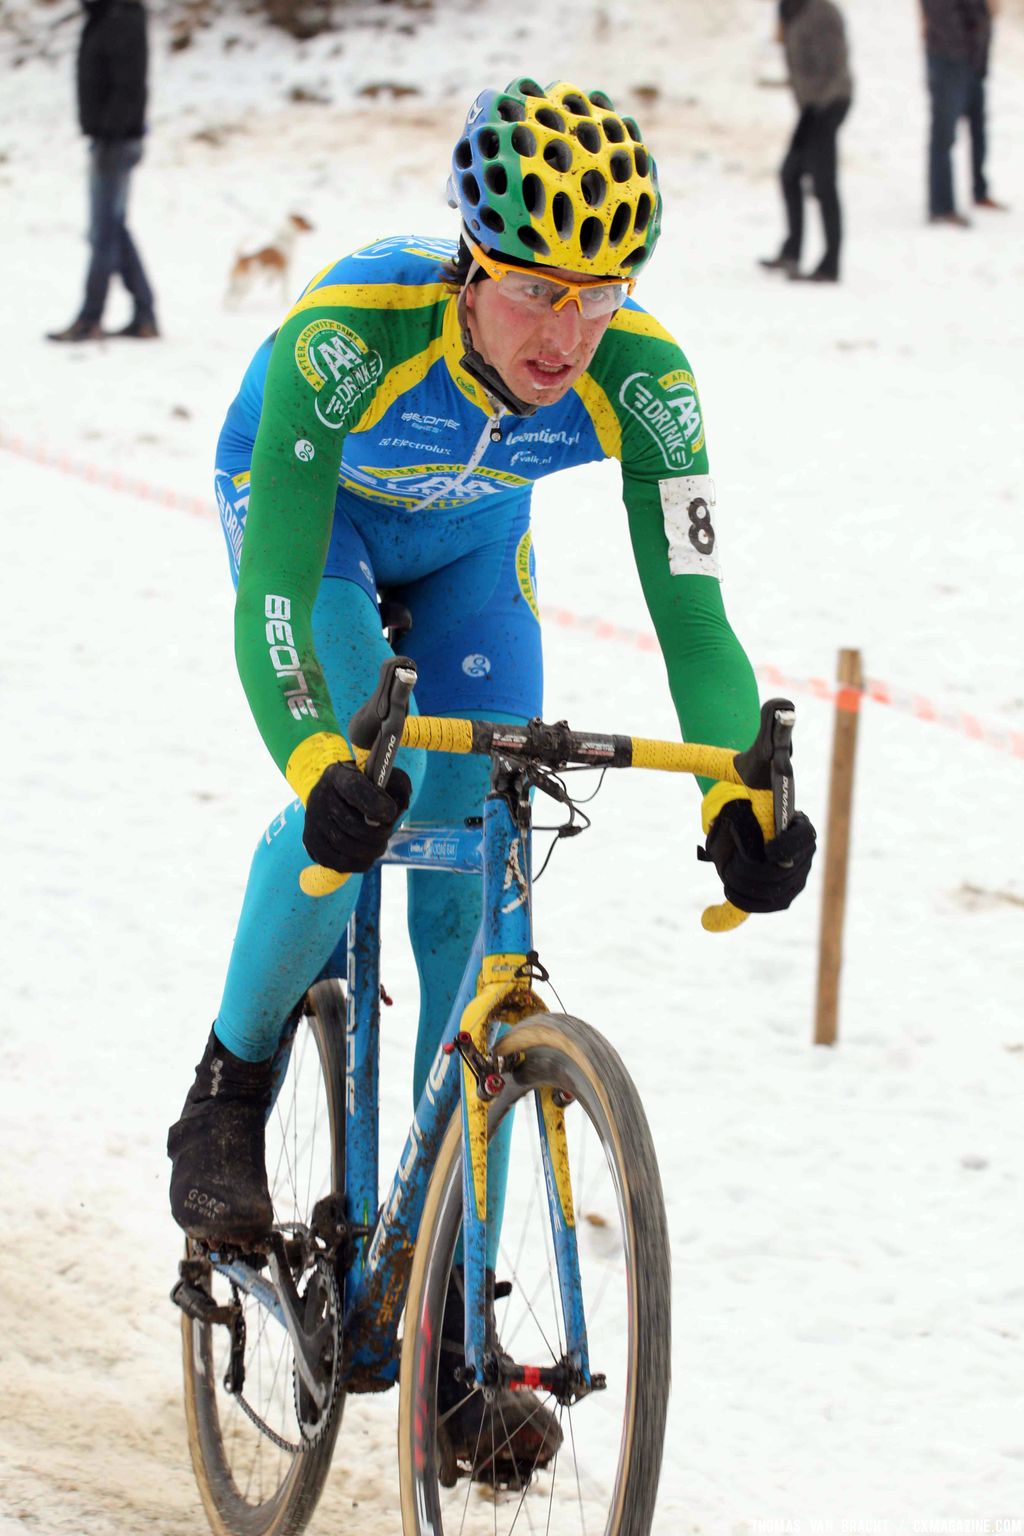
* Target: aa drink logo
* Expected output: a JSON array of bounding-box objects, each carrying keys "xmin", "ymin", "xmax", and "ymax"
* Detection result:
[
  {"xmin": 294, "ymin": 317, "xmax": 384, "ymax": 430},
  {"xmin": 619, "ymin": 368, "xmax": 705, "ymax": 471}
]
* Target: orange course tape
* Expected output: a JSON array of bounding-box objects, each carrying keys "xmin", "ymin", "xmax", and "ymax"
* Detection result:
[{"xmin": 2, "ymin": 432, "xmax": 1019, "ymax": 761}]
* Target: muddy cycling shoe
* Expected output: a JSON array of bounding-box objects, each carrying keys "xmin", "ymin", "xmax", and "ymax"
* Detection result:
[
  {"xmin": 435, "ymin": 1270, "xmax": 564, "ymax": 1487},
  {"xmin": 167, "ymin": 1028, "xmax": 274, "ymax": 1242}
]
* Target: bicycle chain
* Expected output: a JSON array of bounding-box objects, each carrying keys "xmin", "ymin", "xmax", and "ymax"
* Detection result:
[{"xmin": 227, "ymin": 1257, "xmax": 343, "ymax": 1456}]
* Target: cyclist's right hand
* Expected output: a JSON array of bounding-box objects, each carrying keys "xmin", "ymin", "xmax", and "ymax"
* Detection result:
[{"xmin": 302, "ymin": 761, "xmax": 412, "ymax": 874}]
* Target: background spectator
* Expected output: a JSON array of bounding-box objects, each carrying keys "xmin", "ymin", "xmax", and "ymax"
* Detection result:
[
  {"xmin": 759, "ymin": 0, "xmax": 853, "ymax": 283},
  {"xmin": 47, "ymin": 0, "xmax": 158, "ymax": 342},
  {"xmin": 922, "ymin": 0, "xmax": 1007, "ymax": 225}
]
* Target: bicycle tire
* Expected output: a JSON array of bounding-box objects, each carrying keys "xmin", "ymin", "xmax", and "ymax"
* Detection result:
[
  {"xmin": 181, "ymin": 980, "xmax": 347, "ymax": 1536},
  {"xmin": 398, "ymin": 1012, "xmax": 671, "ymax": 1536}
]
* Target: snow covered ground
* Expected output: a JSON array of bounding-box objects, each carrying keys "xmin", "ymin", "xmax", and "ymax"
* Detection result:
[{"xmin": 1, "ymin": 0, "xmax": 1023, "ymax": 1531}]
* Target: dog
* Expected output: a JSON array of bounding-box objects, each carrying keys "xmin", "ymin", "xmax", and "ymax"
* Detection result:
[{"xmin": 225, "ymin": 212, "xmax": 315, "ymax": 306}]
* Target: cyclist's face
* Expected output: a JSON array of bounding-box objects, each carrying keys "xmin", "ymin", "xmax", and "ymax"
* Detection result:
[{"xmin": 464, "ymin": 264, "xmax": 616, "ymax": 406}]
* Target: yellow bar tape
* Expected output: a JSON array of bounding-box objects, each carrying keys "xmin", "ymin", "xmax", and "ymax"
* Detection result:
[
  {"xmin": 296, "ymin": 718, "xmax": 781, "ymax": 935},
  {"xmin": 400, "ymin": 716, "xmax": 475, "ymax": 754}
]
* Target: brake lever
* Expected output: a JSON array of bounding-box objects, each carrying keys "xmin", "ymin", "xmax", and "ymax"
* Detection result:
[
  {"xmin": 349, "ymin": 655, "xmax": 418, "ymax": 821},
  {"xmin": 732, "ymin": 697, "xmax": 796, "ymax": 838}
]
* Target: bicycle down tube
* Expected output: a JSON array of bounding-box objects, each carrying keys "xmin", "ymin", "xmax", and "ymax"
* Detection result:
[{"xmin": 330, "ymin": 747, "xmax": 595, "ymax": 1394}]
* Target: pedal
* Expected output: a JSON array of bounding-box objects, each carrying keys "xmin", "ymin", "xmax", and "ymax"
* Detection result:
[{"xmin": 170, "ymin": 1276, "xmax": 237, "ymax": 1327}]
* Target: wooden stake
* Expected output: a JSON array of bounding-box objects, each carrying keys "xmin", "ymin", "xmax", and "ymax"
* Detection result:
[{"xmin": 814, "ymin": 648, "xmax": 863, "ymax": 1046}]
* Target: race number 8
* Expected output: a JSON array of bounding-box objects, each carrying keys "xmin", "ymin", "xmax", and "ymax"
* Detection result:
[{"xmin": 687, "ymin": 497, "xmax": 716, "ymax": 555}]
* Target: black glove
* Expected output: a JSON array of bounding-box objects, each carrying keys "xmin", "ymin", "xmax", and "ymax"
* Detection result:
[
  {"xmin": 699, "ymin": 799, "xmax": 816, "ymax": 914},
  {"xmin": 302, "ymin": 762, "xmax": 412, "ymax": 874}
]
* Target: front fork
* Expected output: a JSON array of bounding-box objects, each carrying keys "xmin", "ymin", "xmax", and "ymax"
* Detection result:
[{"xmin": 454, "ymin": 770, "xmax": 594, "ymax": 1397}]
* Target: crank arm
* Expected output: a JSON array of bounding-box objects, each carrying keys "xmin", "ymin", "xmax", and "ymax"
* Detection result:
[{"xmin": 267, "ymin": 1233, "xmax": 329, "ymax": 1410}]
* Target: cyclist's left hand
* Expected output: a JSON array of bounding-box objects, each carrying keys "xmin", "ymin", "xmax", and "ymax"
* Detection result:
[{"xmin": 698, "ymin": 795, "xmax": 817, "ymax": 913}]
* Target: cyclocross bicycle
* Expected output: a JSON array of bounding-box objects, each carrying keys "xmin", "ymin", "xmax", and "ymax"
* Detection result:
[{"xmin": 172, "ymin": 654, "xmax": 799, "ymax": 1536}]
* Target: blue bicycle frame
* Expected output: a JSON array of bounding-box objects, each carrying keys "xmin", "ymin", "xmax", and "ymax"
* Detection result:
[{"xmin": 221, "ymin": 754, "xmax": 593, "ymax": 1397}]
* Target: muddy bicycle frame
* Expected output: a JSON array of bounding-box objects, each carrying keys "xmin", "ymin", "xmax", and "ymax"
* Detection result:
[
  {"xmin": 213, "ymin": 736, "xmax": 590, "ymax": 1403},
  {"xmin": 211, "ymin": 665, "xmax": 794, "ymax": 1408}
]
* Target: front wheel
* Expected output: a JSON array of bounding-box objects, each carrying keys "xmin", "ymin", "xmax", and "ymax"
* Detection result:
[{"xmin": 398, "ymin": 1013, "xmax": 671, "ymax": 1536}]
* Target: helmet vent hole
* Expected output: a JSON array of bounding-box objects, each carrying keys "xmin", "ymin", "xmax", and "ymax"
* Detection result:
[
  {"xmin": 484, "ymin": 163, "xmax": 508, "ymax": 195},
  {"xmin": 511, "ymin": 124, "xmax": 537, "ymax": 158},
  {"xmin": 454, "ymin": 137, "xmax": 473, "ymax": 171},
  {"xmin": 589, "ymin": 89, "xmax": 614, "ymax": 110},
  {"xmin": 602, "ymin": 116, "xmax": 626, "ymax": 143},
  {"xmin": 634, "ymin": 192, "xmax": 652, "ymax": 232},
  {"xmin": 581, "ymin": 168, "xmax": 607, "ymax": 207},
  {"xmin": 575, "ymin": 122, "xmax": 601, "ymax": 154},
  {"xmin": 623, "ymin": 116, "xmax": 643, "ymax": 143},
  {"xmin": 536, "ymin": 107, "xmax": 566, "ymax": 133},
  {"xmin": 522, "ymin": 172, "xmax": 545, "ymax": 215},
  {"xmin": 552, "ymin": 191, "xmax": 574, "ymax": 238},
  {"xmin": 480, "ymin": 206, "xmax": 506, "ymax": 234},
  {"xmin": 543, "ymin": 139, "xmax": 573, "ymax": 173},
  {"xmin": 477, "ymin": 127, "xmax": 501, "ymax": 159},
  {"xmin": 562, "ymin": 92, "xmax": 591, "ymax": 116},
  {"xmin": 517, "ymin": 77, "xmax": 545, "ymax": 97},
  {"xmin": 498, "ymin": 97, "xmax": 526, "ymax": 123},
  {"xmin": 518, "ymin": 226, "xmax": 550, "ymax": 256},
  {"xmin": 461, "ymin": 172, "xmax": 481, "ymax": 207},
  {"xmin": 623, "ymin": 244, "xmax": 647, "ymax": 268},
  {"xmin": 609, "ymin": 202, "xmax": 631, "ymax": 245},
  {"xmin": 633, "ymin": 147, "xmax": 649, "ymax": 177},
  {"xmin": 609, "ymin": 150, "xmax": 633, "ymax": 183},
  {"xmin": 579, "ymin": 216, "xmax": 604, "ymax": 259}
]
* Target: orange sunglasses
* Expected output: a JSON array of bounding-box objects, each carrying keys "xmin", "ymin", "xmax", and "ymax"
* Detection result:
[{"xmin": 465, "ymin": 237, "xmax": 636, "ymax": 316}]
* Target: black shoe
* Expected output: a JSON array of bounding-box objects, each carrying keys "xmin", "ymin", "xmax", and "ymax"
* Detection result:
[
  {"xmin": 788, "ymin": 266, "xmax": 840, "ymax": 283},
  {"xmin": 109, "ymin": 317, "xmax": 160, "ymax": 338},
  {"xmin": 167, "ymin": 1028, "xmax": 274, "ymax": 1242},
  {"xmin": 435, "ymin": 1269, "xmax": 564, "ymax": 1487},
  {"xmin": 46, "ymin": 320, "xmax": 103, "ymax": 342},
  {"xmin": 758, "ymin": 253, "xmax": 798, "ymax": 275}
]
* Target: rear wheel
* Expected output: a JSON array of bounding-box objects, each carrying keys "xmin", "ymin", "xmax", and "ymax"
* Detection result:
[
  {"xmin": 180, "ymin": 980, "xmax": 347, "ymax": 1536},
  {"xmin": 398, "ymin": 1013, "xmax": 671, "ymax": 1536}
]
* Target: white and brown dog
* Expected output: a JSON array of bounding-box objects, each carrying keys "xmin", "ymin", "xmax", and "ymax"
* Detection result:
[{"xmin": 225, "ymin": 212, "xmax": 315, "ymax": 306}]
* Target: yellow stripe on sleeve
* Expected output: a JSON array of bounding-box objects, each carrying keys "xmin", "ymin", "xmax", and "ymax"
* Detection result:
[
  {"xmin": 573, "ymin": 372, "xmax": 621, "ymax": 460},
  {"xmin": 609, "ymin": 307, "xmax": 677, "ymax": 346},
  {"xmin": 353, "ymin": 335, "xmax": 446, "ymax": 434}
]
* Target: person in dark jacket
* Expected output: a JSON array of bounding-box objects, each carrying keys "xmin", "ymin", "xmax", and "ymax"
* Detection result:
[
  {"xmin": 922, "ymin": 0, "xmax": 1006, "ymax": 225},
  {"xmin": 759, "ymin": 0, "xmax": 853, "ymax": 283},
  {"xmin": 47, "ymin": 0, "xmax": 158, "ymax": 342}
]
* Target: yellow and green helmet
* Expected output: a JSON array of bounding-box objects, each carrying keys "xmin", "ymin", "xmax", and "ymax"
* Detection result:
[{"xmin": 447, "ymin": 77, "xmax": 663, "ymax": 279}]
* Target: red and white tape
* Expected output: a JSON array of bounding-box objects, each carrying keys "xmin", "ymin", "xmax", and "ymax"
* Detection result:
[
  {"xmin": 4, "ymin": 434, "xmax": 1021, "ymax": 761},
  {"xmin": 545, "ymin": 611, "xmax": 1024, "ymax": 762}
]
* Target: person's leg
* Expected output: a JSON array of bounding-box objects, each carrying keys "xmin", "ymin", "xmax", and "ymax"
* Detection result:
[
  {"xmin": 779, "ymin": 110, "xmax": 811, "ymax": 261},
  {"xmin": 967, "ymin": 71, "xmax": 989, "ymax": 203},
  {"xmin": 396, "ymin": 500, "xmax": 542, "ymax": 1263},
  {"xmin": 807, "ymin": 100, "xmax": 849, "ymax": 278},
  {"xmin": 109, "ymin": 140, "xmax": 157, "ymax": 329},
  {"xmin": 395, "ymin": 510, "xmax": 562, "ymax": 1471},
  {"xmin": 927, "ymin": 54, "xmax": 969, "ymax": 218},
  {"xmin": 216, "ymin": 575, "xmax": 426, "ymax": 1062},
  {"xmin": 79, "ymin": 141, "xmax": 132, "ymax": 326},
  {"xmin": 168, "ymin": 566, "xmax": 426, "ymax": 1238}
]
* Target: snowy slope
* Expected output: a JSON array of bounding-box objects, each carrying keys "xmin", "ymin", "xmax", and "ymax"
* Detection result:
[{"xmin": 1, "ymin": 1, "xmax": 1023, "ymax": 1531}]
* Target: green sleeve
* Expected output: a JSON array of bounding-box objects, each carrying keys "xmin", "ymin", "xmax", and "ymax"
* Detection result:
[
  {"xmin": 625, "ymin": 484, "xmax": 760, "ymax": 776},
  {"xmin": 233, "ymin": 303, "xmax": 410, "ymax": 781},
  {"xmin": 590, "ymin": 312, "xmax": 761, "ymax": 785}
]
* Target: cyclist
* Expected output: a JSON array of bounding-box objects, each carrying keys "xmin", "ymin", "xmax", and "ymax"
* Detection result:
[{"xmin": 168, "ymin": 76, "xmax": 816, "ymax": 1475}]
